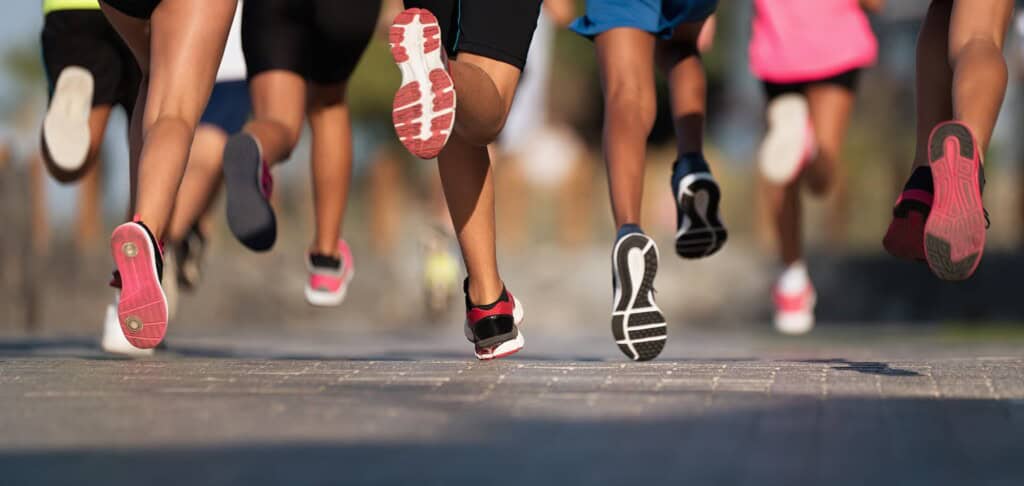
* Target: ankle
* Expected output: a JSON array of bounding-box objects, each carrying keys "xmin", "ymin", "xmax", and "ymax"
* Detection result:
[{"xmin": 466, "ymin": 277, "xmax": 504, "ymax": 306}]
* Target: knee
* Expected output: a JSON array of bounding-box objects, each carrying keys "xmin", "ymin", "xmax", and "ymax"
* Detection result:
[{"xmin": 605, "ymin": 80, "xmax": 656, "ymax": 132}]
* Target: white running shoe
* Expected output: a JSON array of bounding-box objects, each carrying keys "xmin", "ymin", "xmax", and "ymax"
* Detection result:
[
  {"xmin": 101, "ymin": 291, "xmax": 155, "ymax": 357},
  {"xmin": 611, "ymin": 232, "xmax": 667, "ymax": 361},
  {"xmin": 43, "ymin": 66, "xmax": 94, "ymax": 172},
  {"xmin": 758, "ymin": 94, "xmax": 814, "ymax": 184},
  {"xmin": 772, "ymin": 269, "xmax": 817, "ymax": 336}
]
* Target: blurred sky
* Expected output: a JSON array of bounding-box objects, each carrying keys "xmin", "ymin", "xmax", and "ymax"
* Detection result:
[{"xmin": 0, "ymin": 2, "xmax": 44, "ymax": 96}]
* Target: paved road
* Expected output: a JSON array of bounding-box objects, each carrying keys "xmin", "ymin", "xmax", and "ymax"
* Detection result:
[{"xmin": 1, "ymin": 327, "xmax": 1023, "ymax": 485}]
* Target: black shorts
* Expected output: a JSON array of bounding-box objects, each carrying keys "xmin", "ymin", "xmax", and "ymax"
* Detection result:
[
  {"xmin": 101, "ymin": 0, "xmax": 160, "ymax": 19},
  {"xmin": 41, "ymin": 9, "xmax": 141, "ymax": 115},
  {"xmin": 405, "ymin": 0, "xmax": 542, "ymax": 70},
  {"xmin": 242, "ymin": 0, "xmax": 381, "ymax": 84},
  {"xmin": 762, "ymin": 69, "xmax": 861, "ymax": 101}
]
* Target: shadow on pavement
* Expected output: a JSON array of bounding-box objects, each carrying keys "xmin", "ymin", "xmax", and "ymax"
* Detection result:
[{"xmin": 798, "ymin": 358, "xmax": 922, "ymax": 376}]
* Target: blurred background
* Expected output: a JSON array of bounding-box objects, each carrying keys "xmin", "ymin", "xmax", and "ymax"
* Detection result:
[{"xmin": 2, "ymin": 0, "xmax": 1024, "ymax": 342}]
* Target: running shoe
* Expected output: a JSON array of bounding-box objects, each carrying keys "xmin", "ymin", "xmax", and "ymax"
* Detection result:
[
  {"xmin": 173, "ymin": 224, "xmax": 206, "ymax": 290},
  {"xmin": 110, "ymin": 220, "xmax": 167, "ymax": 349},
  {"xmin": 758, "ymin": 93, "xmax": 815, "ymax": 184},
  {"xmin": 223, "ymin": 133, "xmax": 276, "ymax": 251},
  {"xmin": 389, "ymin": 8, "xmax": 456, "ymax": 159},
  {"xmin": 42, "ymin": 66, "xmax": 93, "ymax": 172},
  {"xmin": 100, "ymin": 291, "xmax": 154, "ymax": 357},
  {"xmin": 611, "ymin": 231, "xmax": 666, "ymax": 361},
  {"xmin": 304, "ymin": 239, "xmax": 355, "ymax": 307},
  {"xmin": 672, "ymin": 154, "xmax": 728, "ymax": 258},
  {"xmin": 773, "ymin": 279, "xmax": 816, "ymax": 335},
  {"xmin": 922, "ymin": 121, "xmax": 988, "ymax": 281},
  {"xmin": 463, "ymin": 280, "xmax": 525, "ymax": 360},
  {"xmin": 883, "ymin": 166, "xmax": 933, "ymax": 262}
]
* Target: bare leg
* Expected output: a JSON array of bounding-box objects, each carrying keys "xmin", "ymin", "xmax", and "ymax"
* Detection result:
[
  {"xmin": 658, "ymin": 21, "xmax": 706, "ymax": 157},
  {"xmin": 244, "ymin": 71, "xmax": 306, "ymax": 165},
  {"xmin": 805, "ymin": 84, "xmax": 856, "ymax": 242},
  {"xmin": 307, "ymin": 83, "xmax": 353, "ymax": 257},
  {"xmin": 166, "ymin": 124, "xmax": 226, "ymax": 242},
  {"xmin": 595, "ymin": 28, "xmax": 657, "ymax": 227},
  {"xmin": 912, "ymin": 1, "xmax": 954, "ymax": 169},
  {"xmin": 102, "ymin": 0, "xmax": 236, "ymax": 239},
  {"xmin": 440, "ymin": 53, "xmax": 521, "ymax": 305}
]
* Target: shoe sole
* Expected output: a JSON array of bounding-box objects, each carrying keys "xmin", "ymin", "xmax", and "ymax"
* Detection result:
[
  {"xmin": 924, "ymin": 122, "xmax": 985, "ymax": 281},
  {"xmin": 304, "ymin": 270, "xmax": 355, "ymax": 307},
  {"xmin": 471, "ymin": 296, "xmax": 525, "ymax": 360},
  {"xmin": 43, "ymin": 66, "xmax": 93, "ymax": 172},
  {"xmin": 100, "ymin": 293, "xmax": 155, "ymax": 357},
  {"xmin": 111, "ymin": 224, "xmax": 167, "ymax": 349},
  {"xmin": 389, "ymin": 8, "xmax": 456, "ymax": 160},
  {"xmin": 758, "ymin": 94, "xmax": 811, "ymax": 184},
  {"xmin": 223, "ymin": 134, "xmax": 277, "ymax": 251},
  {"xmin": 612, "ymin": 234, "xmax": 666, "ymax": 361},
  {"xmin": 675, "ymin": 172, "xmax": 728, "ymax": 259}
]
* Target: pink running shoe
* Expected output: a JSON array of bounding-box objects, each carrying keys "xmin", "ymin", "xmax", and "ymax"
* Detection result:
[
  {"xmin": 923, "ymin": 121, "xmax": 987, "ymax": 281},
  {"xmin": 304, "ymin": 239, "xmax": 355, "ymax": 307},
  {"xmin": 773, "ymin": 280, "xmax": 816, "ymax": 336},
  {"xmin": 110, "ymin": 220, "xmax": 167, "ymax": 349},
  {"xmin": 389, "ymin": 8, "xmax": 456, "ymax": 159}
]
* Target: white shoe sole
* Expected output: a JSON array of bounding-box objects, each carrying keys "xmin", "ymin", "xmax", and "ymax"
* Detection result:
[
  {"xmin": 304, "ymin": 271, "xmax": 354, "ymax": 307},
  {"xmin": 43, "ymin": 66, "xmax": 93, "ymax": 172},
  {"xmin": 101, "ymin": 292, "xmax": 154, "ymax": 357},
  {"xmin": 468, "ymin": 296, "xmax": 525, "ymax": 360},
  {"xmin": 612, "ymin": 234, "xmax": 667, "ymax": 361},
  {"xmin": 759, "ymin": 94, "xmax": 811, "ymax": 184}
]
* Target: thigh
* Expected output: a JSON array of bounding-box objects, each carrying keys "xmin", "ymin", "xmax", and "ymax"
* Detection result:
[
  {"xmin": 200, "ymin": 80, "xmax": 252, "ymax": 134},
  {"xmin": 242, "ymin": 0, "xmax": 311, "ymax": 79},
  {"xmin": 145, "ymin": 0, "xmax": 237, "ymax": 127},
  {"xmin": 456, "ymin": 0, "xmax": 542, "ymax": 70},
  {"xmin": 805, "ymin": 82, "xmax": 856, "ymax": 155},
  {"xmin": 596, "ymin": 28, "xmax": 658, "ymax": 93},
  {"xmin": 310, "ymin": 0, "xmax": 381, "ymax": 84},
  {"xmin": 249, "ymin": 71, "xmax": 307, "ymax": 132},
  {"xmin": 949, "ymin": 0, "xmax": 1014, "ymax": 53}
]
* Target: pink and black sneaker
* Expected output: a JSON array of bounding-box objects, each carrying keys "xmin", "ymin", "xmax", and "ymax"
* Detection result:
[
  {"xmin": 304, "ymin": 239, "xmax": 355, "ymax": 307},
  {"xmin": 110, "ymin": 219, "xmax": 167, "ymax": 349},
  {"xmin": 922, "ymin": 121, "xmax": 988, "ymax": 281},
  {"xmin": 223, "ymin": 133, "xmax": 277, "ymax": 251},
  {"xmin": 463, "ymin": 280, "xmax": 525, "ymax": 360},
  {"xmin": 883, "ymin": 166, "xmax": 934, "ymax": 262},
  {"xmin": 389, "ymin": 8, "xmax": 456, "ymax": 160}
]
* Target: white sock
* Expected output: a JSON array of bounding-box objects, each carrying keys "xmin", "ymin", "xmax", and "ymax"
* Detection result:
[{"xmin": 778, "ymin": 261, "xmax": 810, "ymax": 294}]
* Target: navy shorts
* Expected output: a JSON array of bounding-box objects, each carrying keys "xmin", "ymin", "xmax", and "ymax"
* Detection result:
[
  {"xmin": 200, "ymin": 80, "xmax": 251, "ymax": 133},
  {"xmin": 571, "ymin": 0, "xmax": 718, "ymax": 40}
]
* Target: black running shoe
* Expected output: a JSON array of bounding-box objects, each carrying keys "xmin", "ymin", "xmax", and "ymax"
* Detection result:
[
  {"xmin": 223, "ymin": 133, "xmax": 276, "ymax": 251},
  {"xmin": 462, "ymin": 280, "xmax": 525, "ymax": 360},
  {"xmin": 672, "ymin": 154, "xmax": 728, "ymax": 259},
  {"xmin": 611, "ymin": 231, "xmax": 666, "ymax": 361}
]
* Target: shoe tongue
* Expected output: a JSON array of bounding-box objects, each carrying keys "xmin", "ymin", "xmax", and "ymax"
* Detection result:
[
  {"xmin": 310, "ymin": 254, "xmax": 341, "ymax": 270},
  {"xmin": 905, "ymin": 166, "xmax": 934, "ymax": 193}
]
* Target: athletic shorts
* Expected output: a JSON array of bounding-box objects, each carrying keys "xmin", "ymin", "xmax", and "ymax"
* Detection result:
[
  {"xmin": 101, "ymin": 0, "xmax": 160, "ymax": 19},
  {"xmin": 200, "ymin": 80, "xmax": 251, "ymax": 133},
  {"xmin": 242, "ymin": 0, "xmax": 381, "ymax": 84},
  {"xmin": 41, "ymin": 9, "xmax": 141, "ymax": 115},
  {"xmin": 762, "ymin": 69, "xmax": 861, "ymax": 101},
  {"xmin": 571, "ymin": 0, "xmax": 718, "ymax": 40},
  {"xmin": 405, "ymin": 0, "xmax": 542, "ymax": 71}
]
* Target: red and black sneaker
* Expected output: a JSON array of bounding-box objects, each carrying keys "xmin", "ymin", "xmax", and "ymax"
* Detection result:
[
  {"xmin": 883, "ymin": 166, "xmax": 934, "ymax": 262},
  {"xmin": 462, "ymin": 280, "xmax": 524, "ymax": 360},
  {"xmin": 110, "ymin": 219, "xmax": 167, "ymax": 349},
  {"xmin": 922, "ymin": 121, "xmax": 988, "ymax": 281}
]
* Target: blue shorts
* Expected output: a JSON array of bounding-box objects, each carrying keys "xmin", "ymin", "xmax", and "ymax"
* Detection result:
[
  {"xmin": 570, "ymin": 0, "xmax": 718, "ymax": 40},
  {"xmin": 200, "ymin": 80, "xmax": 251, "ymax": 134}
]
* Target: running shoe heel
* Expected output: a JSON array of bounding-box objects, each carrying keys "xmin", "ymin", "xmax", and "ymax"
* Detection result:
[
  {"xmin": 223, "ymin": 134, "xmax": 277, "ymax": 251},
  {"xmin": 110, "ymin": 223, "xmax": 167, "ymax": 349},
  {"xmin": 612, "ymin": 233, "xmax": 667, "ymax": 361},
  {"xmin": 43, "ymin": 66, "xmax": 94, "ymax": 172}
]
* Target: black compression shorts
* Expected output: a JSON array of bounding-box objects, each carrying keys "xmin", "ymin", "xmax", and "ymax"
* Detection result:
[
  {"xmin": 242, "ymin": 0, "xmax": 381, "ymax": 84},
  {"xmin": 41, "ymin": 9, "xmax": 141, "ymax": 115},
  {"xmin": 762, "ymin": 69, "xmax": 861, "ymax": 101},
  {"xmin": 101, "ymin": 0, "xmax": 160, "ymax": 19},
  {"xmin": 404, "ymin": 0, "xmax": 542, "ymax": 71}
]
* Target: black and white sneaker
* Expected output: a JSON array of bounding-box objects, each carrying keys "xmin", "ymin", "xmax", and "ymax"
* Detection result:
[
  {"xmin": 611, "ymin": 232, "xmax": 666, "ymax": 361},
  {"xmin": 672, "ymin": 154, "xmax": 728, "ymax": 259}
]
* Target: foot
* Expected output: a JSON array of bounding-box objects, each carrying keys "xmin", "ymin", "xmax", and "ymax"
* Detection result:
[
  {"xmin": 304, "ymin": 239, "xmax": 355, "ymax": 307},
  {"xmin": 110, "ymin": 221, "xmax": 167, "ymax": 349},
  {"xmin": 672, "ymin": 154, "xmax": 728, "ymax": 258},
  {"xmin": 922, "ymin": 121, "xmax": 987, "ymax": 281},
  {"xmin": 463, "ymin": 280, "xmax": 524, "ymax": 360},
  {"xmin": 173, "ymin": 224, "xmax": 207, "ymax": 290},
  {"xmin": 758, "ymin": 94, "xmax": 814, "ymax": 184},
  {"xmin": 223, "ymin": 133, "xmax": 277, "ymax": 251},
  {"xmin": 773, "ymin": 263, "xmax": 816, "ymax": 335},
  {"xmin": 883, "ymin": 166, "xmax": 933, "ymax": 262},
  {"xmin": 42, "ymin": 66, "xmax": 93, "ymax": 172},
  {"xmin": 389, "ymin": 8, "xmax": 456, "ymax": 159},
  {"xmin": 612, "ymin": 230, "xmax": 666, "ymax": 361}
]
